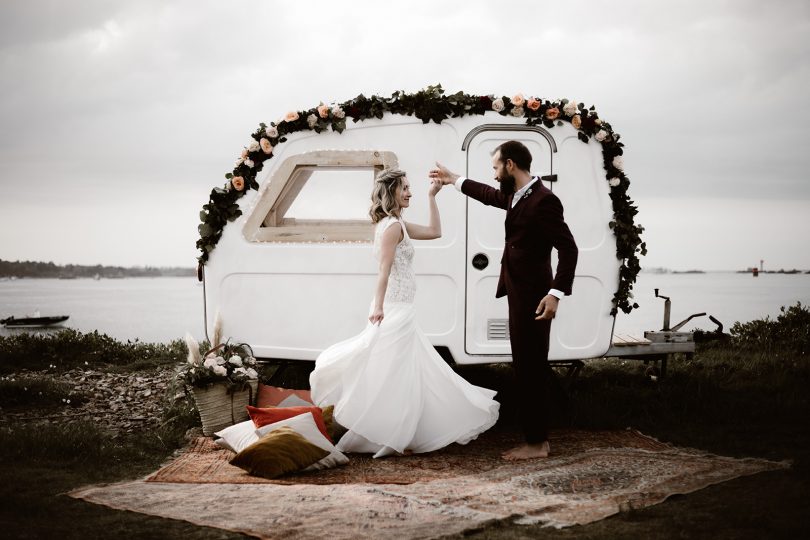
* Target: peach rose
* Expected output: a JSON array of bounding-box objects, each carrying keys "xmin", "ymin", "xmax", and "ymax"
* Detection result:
[
  {"xmin": 595, "ymin": 129, "xmax": 608, "ymax": 142},
  {"xmin": 231, "ymin": 176, "xmax": 245, "ymax": 191},
  {"xmin": 526, "ymin": 98, "xmax": 541, "ymax": 111},
  {"xmin": 260, "ymin": 138, "xmax": 273, "ymax": 154},
  {"xmin": 511, "ymin": 93, "xmax": 525, "ymax": 107},
  {"xmin": 545, "ymin": 107, "xmax": 560, "ymax": 120},
  {"xmin": 240, "ymin": 148, "xmax": 248, "ymax": 159},
  {"xmin": 317, "ymin": 104, "xmax": 330, "ymax": 119},
  {"xmin": 265, "ymin": 125, "xmax": 279, "ymax": 138},
  {"xmin": 571, "ymin": 115, "xmax": 582, "ymax": 129},
  {"xmin": 594, "ymin": 118, "xmax": 602, "ymax": 126},
  {"xmin": 284, "ymin": 111, "xmax": 299, "ymax": 122},
  {"xmin": 612, "ymin": 156, "xmax": 624, "ymax": 171}
]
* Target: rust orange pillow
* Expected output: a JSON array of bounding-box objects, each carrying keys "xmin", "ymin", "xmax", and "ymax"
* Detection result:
[{"xmin": 246, "ymin": 405, "xmax": 332, "ymax": 443}]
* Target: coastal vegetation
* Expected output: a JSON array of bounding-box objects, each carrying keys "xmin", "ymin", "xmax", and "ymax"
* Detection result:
[
  {"xmin": 0, "ymin": 303, "xmax": 808, "ymax": 538},
  {"xmin": 0, "ymin": 259, "xmax": 195, "ymax": 279}
]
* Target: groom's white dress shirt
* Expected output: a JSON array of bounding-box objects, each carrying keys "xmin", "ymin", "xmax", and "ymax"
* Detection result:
[{"xmin": 454, "ymin": 176, "xmax": 565, "ymax": 301}]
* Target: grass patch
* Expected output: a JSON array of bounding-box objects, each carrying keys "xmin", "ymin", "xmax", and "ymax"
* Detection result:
[{"xmin": 0, "ymin": 376, "xmax": 86, "ymax": 408}]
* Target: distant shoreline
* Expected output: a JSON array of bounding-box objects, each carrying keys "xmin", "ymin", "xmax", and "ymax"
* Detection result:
[{"xmin": 0, "ymin": 259, "xmax": 195, "ymax": 279}]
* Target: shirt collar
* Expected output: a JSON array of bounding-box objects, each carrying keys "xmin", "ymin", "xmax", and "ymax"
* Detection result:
[{"xmin": 513, "ymin": 176, "xmax": 539, "ymax": 200}]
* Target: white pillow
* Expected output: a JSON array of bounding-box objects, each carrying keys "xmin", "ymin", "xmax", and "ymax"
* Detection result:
[
  {"xmin": 277, "ymin": 394, "xmax": 315, "ymax": 408},
  {"xmin": 214, "ymin": 419, "xmax": 259, "ymax": 453},
  {"xmin": 256, "ymin": 412, "xmax": 348, "ymax": 471}
]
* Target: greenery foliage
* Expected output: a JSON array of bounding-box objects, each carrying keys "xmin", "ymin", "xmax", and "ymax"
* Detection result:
[
  {"xmin": 0, "ymin": 329, "xmax": 186, "ymax": 374},
  {"xmin": 196, "ymin": 84, "xmax": 645, "ymax": 314},
  {"xmin": 729, "ymin": 301, "xmax": 809, "ymax": 356}
]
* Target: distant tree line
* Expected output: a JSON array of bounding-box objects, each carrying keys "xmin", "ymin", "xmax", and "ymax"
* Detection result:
[{"xmin": 0, "ymin": 259, "xmax": 195, "ymax": 278}]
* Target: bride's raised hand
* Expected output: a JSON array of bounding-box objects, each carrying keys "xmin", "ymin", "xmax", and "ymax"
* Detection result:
[{"xmin": 428, "ymin": 178, "xmax": 443, "ymax": 197}]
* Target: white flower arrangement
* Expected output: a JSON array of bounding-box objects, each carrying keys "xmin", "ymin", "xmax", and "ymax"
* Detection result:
[{"xmin": 179, "ymin": 320, "xmax": 259, "ymax": 389}]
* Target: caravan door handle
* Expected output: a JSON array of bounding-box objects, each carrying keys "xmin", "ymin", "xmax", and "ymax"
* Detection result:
[{"xmin": 472, "ymin": 253, "xmax": 489, "ymax": 270}]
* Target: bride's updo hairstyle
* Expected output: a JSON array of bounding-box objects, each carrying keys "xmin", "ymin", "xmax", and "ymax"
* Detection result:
[{"xmin": 369, "ymin": 168, "xmax": 406, "ymax": 223}]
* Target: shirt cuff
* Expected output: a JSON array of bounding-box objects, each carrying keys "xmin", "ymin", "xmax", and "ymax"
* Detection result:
[
  {"xmin": 548, "ymin": 288, "xmax": 565, "ymax": 300},
  {"xmin": 454, "ymin": 176, "xmax": 467, "ymax": 192}
]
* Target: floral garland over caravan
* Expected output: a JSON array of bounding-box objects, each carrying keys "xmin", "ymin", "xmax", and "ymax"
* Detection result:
[{"xmin": 196, "ymin": 85, "xmax": 646, "ymax": 315}]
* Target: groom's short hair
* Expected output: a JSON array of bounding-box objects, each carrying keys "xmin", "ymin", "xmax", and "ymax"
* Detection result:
[{"xmin": 493, "ymin": 140, "xmax": 532, "ymax": 172}]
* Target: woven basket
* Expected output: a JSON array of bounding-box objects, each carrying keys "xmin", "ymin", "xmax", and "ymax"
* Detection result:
[{"xmin": 191, "ymin": 380, "xmax": 258, "ymax": 436}]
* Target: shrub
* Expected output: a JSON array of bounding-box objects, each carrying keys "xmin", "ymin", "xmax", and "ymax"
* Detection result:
[
  {"xmin": 0, "ymin": 329, "xmax": 186, "ymax": 374},
  {"xmin": 729, "ymin": 302, "xmax": 810, "ymax": 355}
]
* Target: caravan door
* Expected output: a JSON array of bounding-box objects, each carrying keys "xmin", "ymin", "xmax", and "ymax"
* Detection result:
[{"xmin": 463, "ymin": 124, "xmax": 619, "ymax": 361}]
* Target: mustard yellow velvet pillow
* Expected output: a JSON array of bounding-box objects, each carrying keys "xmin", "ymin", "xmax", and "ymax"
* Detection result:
[
  {"xmin": 320, "ymin": 405, "xmax": 348, "ymax": 443},
  {"xmin": 229, "ymin": 426, "xmax": 329, "ymax": 479}
]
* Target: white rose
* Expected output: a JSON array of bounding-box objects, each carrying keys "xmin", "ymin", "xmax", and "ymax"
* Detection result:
[
  {"xmin": 245, "ymin": 367, "xmax": 258, "ymax": 379},
  {"xmin": 244, "ymin": 158, "xmax": 254, "ymax": 168},
  {"xmin": 612, "ymin": 156, "xmax": 624, "ymax": 171},
  {"xmin": 331, "ymin": 105, "xmax": 345, "ymax": 118},
  {"xmin": 265, "ymin": 126, "xmax": 278, "ymax": 138},
  {"xmin": 247, "ymin": 140, "xmax": 259, "ymax": 152},
  {"xmin": 212, "ymin": 365, "xmax": 227, "ymax": 377},
  {"xmin": 203, "ymin": 357, "xmax": 218, "ymax": 368},
  {"xmin": 233, "ymin": 367, "xmax": 247, "ymax": 376},
  {"xmin": 510, "ymin": 106, "xmax": 524, "ymax": 117},
  {"xmin": 234, "ymin": 157, "xmax": 244, "ymax": 167},
  {"xmin": 608, "ymin": 177, "xmax": 621, "ymax": 187},
  {"xmin": 563, "ymin": 100, "xmax": 578, "ymax": 116},
  {"xmin": 228, "ymin": 355, "xmax": 243, "ymax": 366},
  {"xmin": 595, "ymin": 130, "xmax": 608, "ymax": 142},
  {"xmin": 492, "ymin": 98, "xmax": 504, "ymax": 112},
  {"xmin": 307, "ymin": 113, "xmax": 318, "ymax": 128},
  {"xmin": 244, "ymin": 356, "xmax": 256, "ymax": 366},
  {"xmin": 214, "ymin": 355, "xmax": 226, "ymax": 365}
]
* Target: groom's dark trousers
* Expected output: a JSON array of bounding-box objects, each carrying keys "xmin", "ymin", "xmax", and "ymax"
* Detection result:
[{"xmin": 461, "ymin": 178, "xmax": 578, "ymax": 443}]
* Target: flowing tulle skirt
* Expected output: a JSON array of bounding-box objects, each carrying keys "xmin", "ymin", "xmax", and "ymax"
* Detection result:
[{"xmin": 309, "ymin": 302, "xmax": 500, "ymax": 458}]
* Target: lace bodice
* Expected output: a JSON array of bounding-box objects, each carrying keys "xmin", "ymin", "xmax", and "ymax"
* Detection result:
[{"xmin": 373, "ymin": 216, "xmax": 416, "ymax": 304}]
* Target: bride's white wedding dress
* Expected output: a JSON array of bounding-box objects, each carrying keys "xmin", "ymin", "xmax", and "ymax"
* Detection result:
[{"xmin": 309, "ymin": 216, "xmax": 500, "ymax": 458}]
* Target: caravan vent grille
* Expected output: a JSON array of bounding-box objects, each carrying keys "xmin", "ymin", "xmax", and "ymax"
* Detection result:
[{"xmin": 487, "ymin": 319, "xmax": 510, "ymax": 340}]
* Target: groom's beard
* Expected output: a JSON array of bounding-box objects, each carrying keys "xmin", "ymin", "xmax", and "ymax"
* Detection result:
[{"xmin": 498, "ymin": 175, "xmax": 516, "ymax": 195}]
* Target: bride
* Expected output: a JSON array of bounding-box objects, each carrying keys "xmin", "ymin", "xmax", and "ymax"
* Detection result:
[{"xmin": 309, "ymin": 168, "xmax": 500, "ymax": 458}]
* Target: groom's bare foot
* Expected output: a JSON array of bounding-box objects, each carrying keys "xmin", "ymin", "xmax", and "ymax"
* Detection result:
[{"xmin": 502, "ymin": 441, "xmax": 550, "ymax": 460}]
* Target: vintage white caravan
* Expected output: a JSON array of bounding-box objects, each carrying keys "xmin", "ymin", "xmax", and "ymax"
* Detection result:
[{"xmin": 202, "ymin": 111, "xmax": 622, "ymax": 365}]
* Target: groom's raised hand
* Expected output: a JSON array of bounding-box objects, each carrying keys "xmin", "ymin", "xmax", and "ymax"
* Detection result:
[{"xmin": 429, "ymin": 162, "xmax": 459, "ymax": 186}]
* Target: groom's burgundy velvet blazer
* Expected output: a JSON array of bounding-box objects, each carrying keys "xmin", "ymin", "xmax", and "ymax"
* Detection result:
[{"xmin": 461, "ymin": 178, "xmax": 578, "ymax": 299}]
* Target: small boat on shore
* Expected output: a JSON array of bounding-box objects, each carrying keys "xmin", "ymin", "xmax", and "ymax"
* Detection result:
[{"xmin": 1, "ymin": 315, "xmax": 70, "ymax": 328}]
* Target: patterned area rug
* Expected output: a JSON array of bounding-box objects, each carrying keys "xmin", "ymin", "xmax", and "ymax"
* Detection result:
[{"xmin": 70, "ymin": 429, "xmax": 788, "ymax": 539}]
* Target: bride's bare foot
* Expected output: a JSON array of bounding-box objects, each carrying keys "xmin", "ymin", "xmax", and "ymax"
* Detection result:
[{"xmin": 502, "ymin": 441, "xmax": 550, "ymax": 460}]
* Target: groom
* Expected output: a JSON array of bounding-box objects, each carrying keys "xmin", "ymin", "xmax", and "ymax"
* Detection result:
[{"xmin": 430, "ymin": 141, "xmax": 578, "ymax": 460}]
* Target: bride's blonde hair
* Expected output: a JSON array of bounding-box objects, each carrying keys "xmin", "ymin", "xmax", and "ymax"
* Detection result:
[{"xmin": 369, "ymin": 168, "xmax": 406, "ymax": 223}]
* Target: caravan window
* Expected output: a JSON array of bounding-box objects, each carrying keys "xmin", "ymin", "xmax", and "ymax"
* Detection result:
[{"xmin": 243, "ymin": 150, "xmax": 398, "ymax": 243}]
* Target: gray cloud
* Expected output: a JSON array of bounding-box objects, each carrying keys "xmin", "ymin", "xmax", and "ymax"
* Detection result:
[{"xmin": 1, "ymin": 0, "xmax": 809, "ymax": 267}]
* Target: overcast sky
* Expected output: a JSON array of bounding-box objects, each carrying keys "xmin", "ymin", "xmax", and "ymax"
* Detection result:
[{"xmin": 1, "ymin": 0, "xmax": 808, "ymax": 271}]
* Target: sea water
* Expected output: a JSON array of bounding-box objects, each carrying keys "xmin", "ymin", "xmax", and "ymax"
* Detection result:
[{"xmin": 1, "ymin": 273, "xmax": 808, "ymax": 344}]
